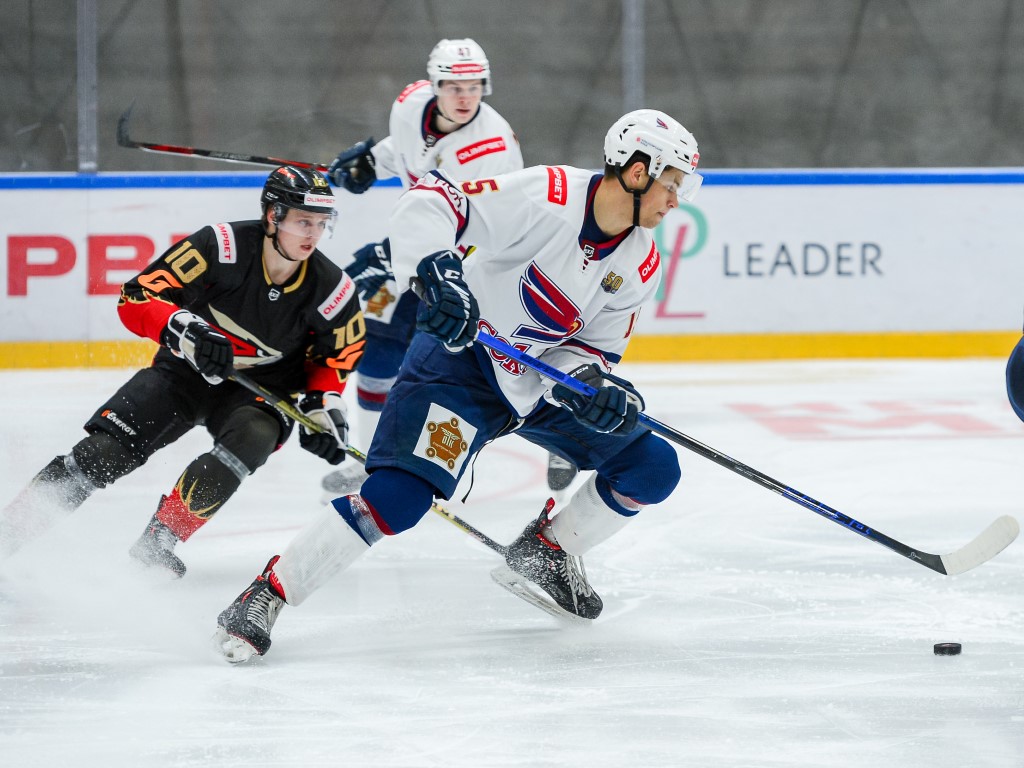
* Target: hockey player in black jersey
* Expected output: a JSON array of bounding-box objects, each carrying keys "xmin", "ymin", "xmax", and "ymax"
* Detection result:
[{"xmin": 0, "ymin": 166, "xmax": 366, "ymax": 577}]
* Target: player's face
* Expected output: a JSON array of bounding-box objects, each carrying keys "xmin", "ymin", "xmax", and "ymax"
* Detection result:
[
  {"xmin": 436, "ymin": 79, "xmax": 484, "ymax": 125},
  {"xmin": 272, "ymin": 208, "xmax": 334, "ymax": 260}
]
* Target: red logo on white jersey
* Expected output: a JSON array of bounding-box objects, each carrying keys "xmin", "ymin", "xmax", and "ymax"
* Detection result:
[
  {"xmin": 638, "ymin": 244, "xmax": 661, "ymax": 283},
  {"xmin": 546, "ymin": 167, "xmax": 567, "ymax": 206},
  {"xmin": 397, "ymin": 80, "xmax": 430, "ymax": 104},
  {"xmin": 456, "ymin": 137, "xmax": 507, "ymax": 164},
  {"xmin": 318, "ymin": 274, "xmax": 356, "ymax": 319},
  {"xmin": 214, "ymin": 222, "xmax": 236, "ymax": 264}
]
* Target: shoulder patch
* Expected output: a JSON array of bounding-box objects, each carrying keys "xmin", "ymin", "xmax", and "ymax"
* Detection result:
[
  {"xmin": 397, "ymin": 80, "xmax": 431, "ymax": 104},
  {"xmin": 456, "ymin": 137, "xmax": 508, "ymax": 165},
  {"xmin": 318, "ymin": 273, "xmax": 357, "ymax": 320},
  {"xmin": 213, "ymin": 223, "xmax": 237, "ymax": 264},
  {"xmin": 546, "ymin": 166, "xmax": 568, "ymax": 206},
  {"xmin": 638, "ymin": 243, "xmax": 661, "ymax": 284}
]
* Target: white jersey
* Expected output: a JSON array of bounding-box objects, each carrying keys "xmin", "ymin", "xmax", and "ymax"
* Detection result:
[
  {"xmin": 389, "ymin": 166, "xmax": 662, "ymax": 416},
  {"xmin": 370, "ymin": 80, "xmax": 523, "ymax": 189}
]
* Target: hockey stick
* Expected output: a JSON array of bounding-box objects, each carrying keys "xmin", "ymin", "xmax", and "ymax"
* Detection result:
[
  {"xmin": 472, "ymin": 331, "xmax": 1020, "ymax": 576},
  {"xmin": 227, "ymin": 369, "xmax": 506, "ymax": 551},
  {"xmin": 116, "ymin": 104, "xmax": 330, "ymax": 172}
]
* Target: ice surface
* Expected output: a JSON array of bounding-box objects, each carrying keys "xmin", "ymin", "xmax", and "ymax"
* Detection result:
[{"xmin": 1, "ymin": 359, "xmax": 1022, "ymax": 767}]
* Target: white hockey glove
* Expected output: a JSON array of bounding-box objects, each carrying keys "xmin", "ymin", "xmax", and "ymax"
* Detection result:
[
  {"xmin": 298, "ymin": 391, "xmax": 349, "ymax": 465},
  {"xmin": 550, "ymin": 363, "xmax": 645, "ymax": 435},
  {"xmin": 162, "ymin": 310, "xmax": 234, "ymax": 384}
]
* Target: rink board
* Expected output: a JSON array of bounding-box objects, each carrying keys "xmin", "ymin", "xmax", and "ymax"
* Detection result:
[{"xmin": 1, "ymin": 170, "xmax": 1022, "ymax": 367}]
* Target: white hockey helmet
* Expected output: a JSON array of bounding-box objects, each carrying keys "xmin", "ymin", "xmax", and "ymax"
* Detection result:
[
  {"xmin": 604, "ymin": 109, "xmax": 702, "ymax": 201},
  {"xmin": 427, "ymin": 38, "xmax": 492, "ymax": 96}
]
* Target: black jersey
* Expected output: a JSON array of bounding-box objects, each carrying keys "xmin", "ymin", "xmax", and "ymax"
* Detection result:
[{"xmin": 118, "ymin": 220, "xmax": 365, "ymax": 394}]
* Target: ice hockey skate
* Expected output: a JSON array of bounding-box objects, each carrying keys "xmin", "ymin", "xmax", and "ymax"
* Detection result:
[
  {"xmin": 546, "ymin": 452, "xmax": 578, "ymax": 493},
  {"xmin": 491, "ymin": 499, "xmax": 602, "ymax": 624},
  {"xmin": 320, "ymin": 462, "xmax": 369, "ymax": 503},
  {"xmin": 214, "ymin": 555, "xmax": 286, "ymax": 663},
  {"xmin": 128, "ymin": 505, "xmax": 186, "ymax": 578}
]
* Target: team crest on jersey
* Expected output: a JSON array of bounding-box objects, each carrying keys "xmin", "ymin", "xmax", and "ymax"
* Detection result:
[
  {"xmin": 414, "ymin": 403, "xmax": 477, "ymax": 476},
  {"xmin": 268, "ymin": 287, "xmax": 281, "ymax": 301},
  {"xmin": 365, "ymin": 284, "xmax": 397, "ymax": 317},
  {"xmin": 513, "ymin": 262, "xmax": 584, "ymax": 343}
]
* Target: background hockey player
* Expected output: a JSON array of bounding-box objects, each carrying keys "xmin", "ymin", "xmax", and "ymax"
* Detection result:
[
  {"xmin": 0, "ymin": 166, "xmax": 365, "ymax": 578},
  {"xmin": 214, "ymin": 109, "xmax": 702, "ymax": 663},
  {"xmin": 321, "ymin": 38, "xmax": 580, "ymax": 496}
]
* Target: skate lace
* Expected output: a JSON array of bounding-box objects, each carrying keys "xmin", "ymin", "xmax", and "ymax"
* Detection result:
[
  {"xmin": 246, "ymin": 584, "xmax": 283, "ymax": 634},
  {"xmin": 559, "ymin": 553, "xmax": 595, "ymax": 598}
]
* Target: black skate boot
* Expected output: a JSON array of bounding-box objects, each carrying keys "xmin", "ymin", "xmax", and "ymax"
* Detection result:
[
  {"xmin": 546, "ymin": 452, "xmax": 578, "ymax": 492},
  {"xmin": 129, "ymin": 502, "xmax": 186, "ymax": 578},
  {"xmin": 491, "ymin": 499, "xmax": 603, "ymax": 622},
  {"xmin": 214, "ymin": 556, "xmax": 286, "ymax": 663}
]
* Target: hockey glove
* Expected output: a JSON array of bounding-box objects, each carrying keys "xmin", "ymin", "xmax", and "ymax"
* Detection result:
[
  {"xmin": 162, "ymin": 310, "xmax": 234, "ymax": 384},
  {"xmin": 328, "ymin": 138, "xmax": 377, "ymax": 194},
  {"xmin": 551, "ymin": 363, "xmax": 646, "ymax": 435},
  {"xmin": 414, "ymin": 250, "xmax": 480, "ymax": 353},
  {"xmin": 347, "ymin": 238, "xmax": 393, "ymax": 300},
  {"xmin": 298, "ymin": 391, "xmax": 349, "ymax": 465}
]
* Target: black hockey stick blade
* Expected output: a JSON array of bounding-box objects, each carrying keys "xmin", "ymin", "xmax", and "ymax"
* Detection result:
[
  {"xmin": 472, "ymin": 330, "xmax": 1020, "ymax": 576},
  {"xmin": 117, "ymin": 104, "xmax": 330, "ymax": 172}
]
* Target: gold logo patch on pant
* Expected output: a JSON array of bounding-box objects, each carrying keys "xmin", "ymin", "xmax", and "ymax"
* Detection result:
[{"xmin": 415, "ymin": 403, "xmax": 477, "ymax": 475}]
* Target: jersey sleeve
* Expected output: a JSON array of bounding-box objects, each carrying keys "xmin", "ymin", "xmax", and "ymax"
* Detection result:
[
  {"xmin": 116, "ymin": 226, "xmax": 217, "ymax": 343},
  {"xmin": 303, "ymin": 271, "xmax": 366, "ymax": 394},
  {"xmin": 388, "ymin": 168, "xmax": 539, "ymax": 290},
  {"xmin": 369, "ymin": 135, "xmax": 400, "ymax": 181}
]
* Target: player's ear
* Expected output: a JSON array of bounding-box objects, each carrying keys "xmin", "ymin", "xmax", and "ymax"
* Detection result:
[{"xmin": 627, "ymin": 160, "xmax": 647, "ymax": 186}]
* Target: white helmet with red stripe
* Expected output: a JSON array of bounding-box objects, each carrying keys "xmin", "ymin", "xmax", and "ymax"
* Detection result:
[
  {"xmin": 427, "ymin": 38, "xmax": 492, "ymax": 96},
  {"xmin": 604, "ymin": 109, "xmax": 702, "ymax": 200}
]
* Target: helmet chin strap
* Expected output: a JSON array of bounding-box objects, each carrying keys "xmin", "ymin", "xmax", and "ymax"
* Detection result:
[
  {"xmin": 264, "ymin": 205, "xmax": 299, "ymax": 262},
  {"xmin": 614, "ymin": 169, "xmax": 655, "ymax": 227}
]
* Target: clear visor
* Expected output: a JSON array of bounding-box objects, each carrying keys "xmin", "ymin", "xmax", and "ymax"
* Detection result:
[
  {"xmin": 274, "ymin": 207, "xmax": 337, "ymax": 239},
  {"xmin": 437, "ymin": 81, "xmax": 484, "ymax": 99},
  {"xmin": 654, "ymin": 170, "xmax": 703, "ymax": 203}
]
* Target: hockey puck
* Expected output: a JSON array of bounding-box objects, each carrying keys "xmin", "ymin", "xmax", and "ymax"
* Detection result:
[{"xmin": 933, "ymin": 642, "xmax": 962, "ymax": 656}]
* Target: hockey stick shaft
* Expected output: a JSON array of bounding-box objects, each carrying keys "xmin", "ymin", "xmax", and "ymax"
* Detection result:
[
  {"xmin": 117, "ymin": 105, "xmax": 329, "ymax": 172},
  {"xmin": 473, "ymin": 331, "xmax": 1018, "ymax": 575},
  {"xmin": 229, "ymin": 370, "xmax": 506, "ymax": 554}
]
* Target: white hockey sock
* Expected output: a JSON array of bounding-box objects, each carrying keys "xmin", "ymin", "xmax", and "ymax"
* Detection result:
[
  {"xmin": 548, "ymin": 474, "xmax": 638, "ymax": 556},
  {"xmin": 273, "ymin": 499, "xmax": 373, "ymax": 606}
]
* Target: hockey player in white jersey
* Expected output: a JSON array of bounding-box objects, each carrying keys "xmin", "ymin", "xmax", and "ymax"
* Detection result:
[
  {"xmin": 215, "ymin": 109, "xmax": 703, "ymax": 662},
  {"xmin": 320, "ymin": 39, "xmax": 586, "ymax": 497}
]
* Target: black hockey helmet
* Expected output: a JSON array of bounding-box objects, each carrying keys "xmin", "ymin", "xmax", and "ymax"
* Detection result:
[{"xmin": 261, "ymin": 165, "xmax": 336, "ymax": 214}]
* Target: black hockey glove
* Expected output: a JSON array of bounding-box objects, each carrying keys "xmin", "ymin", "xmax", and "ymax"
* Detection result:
[
  {"xmin": 414, "ymin": 250, "xmax": 480, "ymax": 353},
  {"xmin": 162, "ymin": 310, "xmax": 234, "ymax": 384},
  {"xmin": 328, "ymin": 138, "xmax": 377, "ymax": 194},
  {"xmin": 551, "ymin": 363, "xmax": 646, "ymax": 435},
  {"xmin": 298, "ymin": 391, "xmax": 349, "ymax": 465},
  {"xmin": 347, "ymin": 238, "xmax": 393, "ymax": 300}
]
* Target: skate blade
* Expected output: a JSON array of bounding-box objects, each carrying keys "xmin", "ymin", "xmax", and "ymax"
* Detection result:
[
  {"xmin": 490, "ymin": 565, "xmax": 593, "ymax": 626},
  {"xmin": 212, "ymin": 626, "xmax": 261, "ymax": 664}
]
